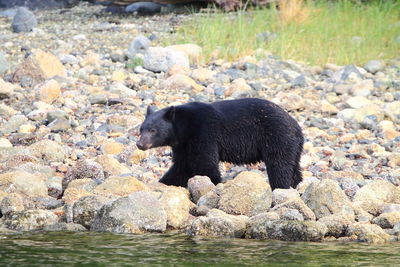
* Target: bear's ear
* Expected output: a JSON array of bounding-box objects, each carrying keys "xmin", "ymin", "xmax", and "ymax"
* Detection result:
[
  {"xmin": 146, "ymin": 106, "xmax": 155, "ymax": 117},
  {"xmin": 164, "ymin": 106, "xmax": 176, "ymax": 121}
]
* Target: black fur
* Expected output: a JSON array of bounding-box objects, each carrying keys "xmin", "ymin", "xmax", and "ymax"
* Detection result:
[{"xmin": 137, "ymin": 98, "xmax": 304, "ymax": 190}]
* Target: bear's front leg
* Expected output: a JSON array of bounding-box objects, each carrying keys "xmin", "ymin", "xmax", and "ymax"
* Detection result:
[{"xmin": 159, "ymin": 163, "xmax": 192, "ymax": 187}]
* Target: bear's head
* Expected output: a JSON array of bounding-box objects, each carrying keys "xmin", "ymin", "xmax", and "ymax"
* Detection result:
[{"xmin": 136, "ymin": 105, "xmax": 177, "ymax": 151}]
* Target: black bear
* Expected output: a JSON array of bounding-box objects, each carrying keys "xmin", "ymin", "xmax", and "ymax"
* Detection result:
[{"xmin": 136, "ymin": 98, "xmax": 303, "ymax": 190}]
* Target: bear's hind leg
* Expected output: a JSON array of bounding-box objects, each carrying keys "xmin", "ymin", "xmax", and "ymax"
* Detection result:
[{"xmin": 263, "ymin": 154, "xmax": 295, "ymax": 190}]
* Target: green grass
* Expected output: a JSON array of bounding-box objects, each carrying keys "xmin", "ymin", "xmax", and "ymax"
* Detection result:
[{"xmin": 171, "ymin": 0, "xmax": 400, "ymax": 66}]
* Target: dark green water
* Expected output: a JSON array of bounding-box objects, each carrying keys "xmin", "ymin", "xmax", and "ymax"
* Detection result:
[{"xmin": 1, "ymin": 232, "xmax": 400, "ymax": 266}]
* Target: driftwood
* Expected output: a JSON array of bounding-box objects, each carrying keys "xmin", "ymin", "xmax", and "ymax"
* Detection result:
[{"xmin": 107, "ymin": 0, "xmax": 278, "ymax": 12}]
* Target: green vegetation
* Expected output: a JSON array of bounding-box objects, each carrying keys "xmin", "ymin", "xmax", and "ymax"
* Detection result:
[
  {"xmin": 172, "ymin": 0, "xmax": 400, "ymax": 65},
  {"xmin": 126, "ymin": 56, "xmax": 144, "ymax": 69}
]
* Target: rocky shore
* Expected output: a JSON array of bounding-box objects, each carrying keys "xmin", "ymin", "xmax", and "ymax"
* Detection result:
[{"xmin": 0, "ymin": 3, "xmax": 400, "ymax": 243}]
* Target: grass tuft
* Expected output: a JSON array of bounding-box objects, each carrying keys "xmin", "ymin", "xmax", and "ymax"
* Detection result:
[{"xmin": 171, "ymin": 0, "xmax": 400, "ymax": 66}]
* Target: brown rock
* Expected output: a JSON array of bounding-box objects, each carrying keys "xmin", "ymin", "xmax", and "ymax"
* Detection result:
[
  {"xmin": 93, "ymin": 175, "xmax": 148, "ymax": 197},
  {"xmin": 38, "ymin": 79, "xmax": 61, "ymax": 104}
]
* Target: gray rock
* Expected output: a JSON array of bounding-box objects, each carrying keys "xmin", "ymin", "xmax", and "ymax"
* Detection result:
[
  {"xmin": 218, "ymin": 172, "xmax": 272, "ymax": 216},
  {"xmin": 63, "ymin": 159, "xmax": 105, "ymax": 190},
  {"xmin": 12, "ymin": 7, "xmax": 37, "ymax": 33},
  {"xmin": 301, "ymin": 179, "xmax": 353, "ymax": 219},
  {"xmin": 1, "ymin": 114, "xmax": 28, "ymax": 134},
  {"xmin": 73, "ymin": 195, "xmax": 111, "ymax": 229},
  {"xmin": 0, "ymin": 52, "xmax": 9, "ymax": 75},
  {"xmin": 143, "ymin": 47, "xmax": 189, "ymax": 73},
  {"xmin": 46, "ymin": 109, "xmax": 69, "ymax": 123},
  {"xmin": 48, "ymin": 118, "xmax": 71, "ymax": 133},
  {"xmin": 188, "ymin": 209, "xmax": 248, "ymax": 238},
  {"xmin": 59, "ymin": 54, "xmax": 78, "ymax": 65},
  {"xmin": 125, "ymin": 2, "xmax": 162, "ymax": 15},
  {"xmin": 89, "ymin": 94, "xmax": 108, "ymax": 105},
  {"xmin": 372, "ymin": 212, "xmax": 400, "ymax": 229},
  {"xmin": 3, "ymin": 209, "xmax": 58, "ymax": 231},
  {"xmin": 188, "ymin": 176, "xmax": 215, "ymax": 203},
  {"xmin": 346, "ymin": 222, "xmax": 390, "ymax": 243},
  {"xmin": 128, "ymin": 35, "xmax": 151, "ymax": 57},
  {"xmin": 91, "ymin": 191, "xmax": 167, "ymax": 234},
  {"xmin": 333, "ymin": 65, "xmax": 363, "ymax": 82},
  {"xmin": 364, "ymin": 60, "xmax": 385, "ymax": 74},
  {"xmin": 318, "ymin": 214, "xmax": 354, "ymax": 238},
  {"xmin": 0, "ymin": 193, "xmax": 25, "ymax": 215},
  {"xmin": 246, "ymin": 219, "xmax": 327, "ymax": 241}
]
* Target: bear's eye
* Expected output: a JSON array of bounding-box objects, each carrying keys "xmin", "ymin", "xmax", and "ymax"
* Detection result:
[{"xmin": 149, "ymin": 129, "xmax": 156, "ymax": 134}]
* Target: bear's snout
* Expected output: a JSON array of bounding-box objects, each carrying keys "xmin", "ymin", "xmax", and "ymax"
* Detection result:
[{"xmin": 136, "ymin": 140, "xmax": 150, "ymax": 150}]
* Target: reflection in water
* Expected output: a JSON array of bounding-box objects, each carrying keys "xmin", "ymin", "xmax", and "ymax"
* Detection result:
[{"xmin": 0, "ymin": 232, "xmax": 399, "ymax": 266}]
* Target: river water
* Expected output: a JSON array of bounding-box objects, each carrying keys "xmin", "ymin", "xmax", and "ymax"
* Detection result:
[{"xmin": 1, "ymin": 232, "xmax": 400, "ymax": 266}]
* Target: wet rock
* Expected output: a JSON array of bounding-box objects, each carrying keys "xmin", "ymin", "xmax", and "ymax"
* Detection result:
[
  {"xmin": 12, "ymin": 7, "xmax": 37, "ymax": 33},
  {"xmin": 128, "ymin": 35, "xmax": 151, "ymax": 57},
  {"xmin": 63, "ymin": 159, "xmax": 105, "ymax": 190},
  {"xmin": 73, "ymin": 195, "xmax": 111, "ymax": 229},
  {"xmin": 188, "ymin": 176, "xmax": 215, "ymax": 203},
  {"xmin": 246, "ymin": 218, "xmax": 327, "ymax": 241},
  {"xmin": 43, "ymin": 222, "xmax": 87, "ymax": 232},
  {"xmin": 188, "ymin": 209, "xmax": 248, "ymax": 238},
  {"xmin": 158, "ymin": 186, "xmax": 192, "ymax": 229},
  {"xmin": 0, "ymin": 193, "xmax": 24, "ymax": 215},
  {"xmin": 346, "ymin": 223, "xmax": 390, "ymax": 243},
  {"xmin": 93, "ymin": 175, "xmax": 148, "ymax": 197},
  {"xmin": 364, "ymin": 60, "xmax": 385, "ymax": 74},
  {"xmin": 0, "ymin": 170, "xmax": 48, "ymax": 197},
  {"xmin": 372, "ymin": 212, "xmax": 400, "ymax": 229},
  {"xmin": 3, "ymin": 210, "xmax": 58, "ymax": 231},
  {"xmin": 353, "ymin": 180, "xmax": 400, "ymax": 216},
  {"xmin": 318, "ymin": 214, "xmax": 354, "ymax": 238},
  {"xmin": 143, "ymin": 47, "xmax": 189, "ymax": 73},
  {"xmin": 301, "ymin": 179, "xmax": 353, "ymax": 219},
  {"xmin": 91, "ymin": 191, "xmax": 167, "ymax": 234},
  {"xmin": 218, "ymin": 171, "xmax": 272, "ymax": 216}
]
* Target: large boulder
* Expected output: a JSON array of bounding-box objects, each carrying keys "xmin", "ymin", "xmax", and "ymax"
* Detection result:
[
  {"xmin": 0, "ymin": 170, "xmax": 48, "ymax": 197},
  {"xmin": 353, "ymin": 180, "xmax": 400, "ymax": 216},
  {"xmin": 372, "ymin": 212, "xmax": 400, "ymax": 229},
  {"xmin": 346, "ymin": 223, "xmax": 390, "ymax": 243},
  {"xmin": 93, "ymin": 175, "xmax": 148, "ymax": 197},
  {"xmin": 157, "ymin": 186, "xmax": 192, "ymax": 229},
  {"xmin": 3, "ymin": 210, "xmax": 58, "ymax": 231},
  {"xmin": 72, "ymin": 195, "xmax": 112, "ymax": 229},
  {"xmin": 302, "ymin": 179, "xmax": 353, "ymax": 219},
  {"xmin": 218, "ymin": 171, "xmax": 272, "ymax": 216},
  {"xmin": 246, "ymin": 217, "xmax": 327, "ymax": 241},
  {"xmin": 63, "ymin": 159, "xmax": 105, "ymax": 190},
  {"xmin": 318, "ymin": 214, "xmax": 354, "ymax": 238},
  {"xmin": 188, "ymin": 209, "xmax": 248, "ymax": 238},
  {"xmin": 91, "ymin": 191, "xmax": 167, "ymax": 234}
]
